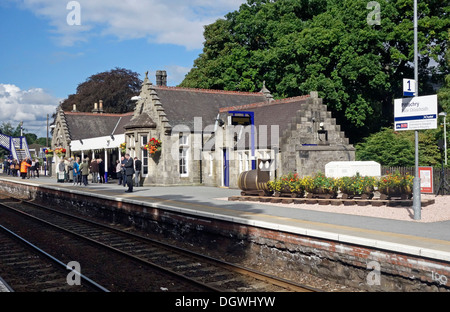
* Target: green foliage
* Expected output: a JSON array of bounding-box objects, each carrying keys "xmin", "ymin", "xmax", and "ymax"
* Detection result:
[
  {"xmin": 60, "ymin": 67, "xmax": 142, "ymax": 113},
  {"xmin": 180, "ymin": 0, "xmax": 450, "ymax": 142},
  {"xmin": 355, "ymin": 127, "xmax": 442, "ymax": 167}
]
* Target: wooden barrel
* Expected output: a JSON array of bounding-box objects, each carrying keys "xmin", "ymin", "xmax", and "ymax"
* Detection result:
[{"xmin": 238, "ymin": 169, "xmax": 270, "ymax": 195}]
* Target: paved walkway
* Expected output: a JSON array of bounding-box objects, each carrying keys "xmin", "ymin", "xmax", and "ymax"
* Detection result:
[{"xmin": 1, "ymin": 175, "xmax": 450, "ymax": 263}]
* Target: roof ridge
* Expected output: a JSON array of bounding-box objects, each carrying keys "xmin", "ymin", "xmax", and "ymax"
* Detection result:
[
  {"xmin": 154, "ymin": 85, "xmax": 265, "ymax": 96},
  {"xmin": 219, "ymin": 94, "xmax": 311, "ymax": 112},
  {"xmin": 64, "ymin": 111, "xmax": 134, "ymax": 117}
]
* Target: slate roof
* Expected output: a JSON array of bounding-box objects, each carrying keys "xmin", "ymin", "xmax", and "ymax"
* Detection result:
[
  {"xmin": 218, "ymin": 95, "xmax": 311, "ymax": 148},
  {"xmin": 63, "ymin": 112, "xmax": 133, "ymax": 140},
  {"xmin": 153, "ymin": 86, "xmax": 267, "ymax": 129}
]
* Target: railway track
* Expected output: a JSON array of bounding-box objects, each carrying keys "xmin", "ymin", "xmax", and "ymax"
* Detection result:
[
  {"xmin": 0, "ymin": 224, "xmax": 108, "ymax": 292},
  {"xmin": 0, "ymin": 195, "xmax": 319, "ymax": 292}
]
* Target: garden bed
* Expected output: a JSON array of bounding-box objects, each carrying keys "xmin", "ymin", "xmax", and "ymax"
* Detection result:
[{"xmin": 228, "ymin": 195, "xmax": 435, "ymax": 208}]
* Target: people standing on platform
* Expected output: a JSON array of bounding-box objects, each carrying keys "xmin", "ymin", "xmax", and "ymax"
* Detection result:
[
  {"xmin": 57, "ymin": 159, "xmax": 65, "ymax": 182},
  {"xmin": 79, "ymin": 158, "xmax": 89, "ymax": 186},
  {"xmin": 30, "ymin": 158, "xmax": 36, "ymax": 178},
  {"xmin": 116, "ymin": 159, "xmax": 123, "ymax": 185},
  {"xmin": 20, "ymin": 158, "xmax": 31, "ymax": 179},
  {"xmin": 120, "ymin": 155, "xmax": 127, "ymax": 187},
  {"xmin": 34, "ymin": 159, "xmax": 40, "ymax": 178},
  {"xmin": 3, "ymin": 158, "xmax": 8, "ymax": 175},
  {"xmin": 90, "ymin": 158, "xmax": 99, "ymax": 183},
  {"xmin": 134, "ymin": 157, "xmax": 142, "ymax": 187},
  {"xmin": 73, "ymin": 157, "xmax": 81, "ymax": 185},
  {"xmin": 10, "ymin": 159, "xmax": 17, "ymax": 176},
  {"xmin": 68, "ymin": 158, "xmax": 75, "ymax": 182},
  {"xmin": 124, "ymin": 153, "xmax": 134, "ymax": 193},
  {"xmin": 98, "ymin": 158, "xmax": 105, "ymax": 183},
  {"xmin": 26, "ymin": 157, "xmax": 32, "ymax": 179}
]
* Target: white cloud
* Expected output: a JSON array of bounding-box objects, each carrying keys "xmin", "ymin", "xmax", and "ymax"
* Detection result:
[
  {"xmin": 15, "ymin": 0, "xmax": 247, "ymax": 50},
  {"xmin": 0, "ymin": 83, "xmax": 61, "ymax": 138}
]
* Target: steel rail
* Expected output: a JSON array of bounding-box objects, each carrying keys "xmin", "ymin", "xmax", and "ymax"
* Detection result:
[
  {"xmin": 0, "ymin": 201, "xmax": 222, "ymax": 292},
  {"xmin": 15, "ymin": 198, "xmax": 320, "ymax": 292},
  {"xmin": 0, "ymin": 223, "xmax": 109, "ymax": 292}
]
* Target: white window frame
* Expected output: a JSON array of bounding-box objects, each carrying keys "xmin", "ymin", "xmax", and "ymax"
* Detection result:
[{"xmin": 179, "ymin": 132, "xmax": 189, "ymax": 177}]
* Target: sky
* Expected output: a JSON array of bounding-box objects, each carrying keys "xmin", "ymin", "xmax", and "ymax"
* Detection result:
[{"xmin": 0, "ymin": 0, "xmax": 247, "ymax": 138}]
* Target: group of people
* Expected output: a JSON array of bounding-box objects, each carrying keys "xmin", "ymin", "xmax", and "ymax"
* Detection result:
[
  {"xmin": 3, "ymin": 154, "xmax": 142, "ymax": 193},
  {"xmin": 60, "ymin": 154, "xmax": 141, "ymax": 193},
  {"xmin": 2, "ymin": 157, "xmax": 40, "ymax": 179},
  {"xmin": 115, "ymin": 154, "xmax": 142, "ymax": 193},
  {"xmin": 57, "ymin": 157, "xmax": 106, "ymax": 185}
]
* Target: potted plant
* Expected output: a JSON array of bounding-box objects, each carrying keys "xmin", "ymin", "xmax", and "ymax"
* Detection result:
[
  {"xmin": 304, "ymin": 172, "xmax": 338, "ymax": 198},
  {"xmin": 377, "ymin": 171, "xmax": 413, "ymax": 199},
  {"xmin": 338, "ymin": 173, "xmax": 376, "ymax": 199},
  {"xmin": 267, "ymin": 173, "xmax": 305, "ymax": 198}
]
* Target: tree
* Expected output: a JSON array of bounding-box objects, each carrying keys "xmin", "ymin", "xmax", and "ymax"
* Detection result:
[
  {"xmin": 356, "ymin": 127, "xmax": 441, "ymax": 167},
  {"xmin": 180, "ymin": 0, "xmax": 449, "ymax": 143},
  {"xmin": 60, "ymin": 68, "xmax": 142, "ymax": 113}
]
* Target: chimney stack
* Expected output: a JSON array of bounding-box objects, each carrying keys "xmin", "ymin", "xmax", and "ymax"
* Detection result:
[
  {"xmin": 156, "ymin": 70, "xmax": 167, "ymax": 86},
  {"xmin": 72, "ymin": 104, "xmax": 77, "ymax": 112},
  {"xmin": 99, "ymin": 100, "xmax": 104, "ymax": 114},
  {"xmin": 92, "ymin": 102, "xmax": 99, "ymax": 114}
]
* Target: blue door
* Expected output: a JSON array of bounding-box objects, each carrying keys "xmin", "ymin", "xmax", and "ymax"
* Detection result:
[{"xmin": 223, "ymin": 149, "xmax": 229, "ymax": 187}]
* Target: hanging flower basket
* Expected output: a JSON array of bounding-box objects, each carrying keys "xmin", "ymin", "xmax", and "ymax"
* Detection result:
[
  {"xmin": 45, "ymin": 149, "xmax": 54, "ymax": 157},
  {"xmin": 120, "ymin": 142, "xmax": 126, "ymax": 154},
  {"xmin": 144, "ymin": 138, "xmax": 162, "ymax": 157},
  {"xmin": 54, "ymin": 148, "xmax": 66, "ymax": 157}
]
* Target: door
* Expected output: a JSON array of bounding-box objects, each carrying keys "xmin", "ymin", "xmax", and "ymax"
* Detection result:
[{"xmin": 223, "ymin": 149, "xmax": 229, "ymax": 187}]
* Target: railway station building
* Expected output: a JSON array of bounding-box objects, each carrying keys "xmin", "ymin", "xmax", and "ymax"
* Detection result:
[{"xmin": 51, "ymin": 71, "xmax": 355, "ymax": 188}]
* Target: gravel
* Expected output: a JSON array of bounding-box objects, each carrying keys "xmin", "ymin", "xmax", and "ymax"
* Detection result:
[{"xmin": 226, "ymin": 194, "xmax": 450, "ymax": 223}]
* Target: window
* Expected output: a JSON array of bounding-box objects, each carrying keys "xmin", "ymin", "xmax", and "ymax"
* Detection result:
[
  {"xmin": 141, "ymin": 135, "xmax": 148, "ymax": 175},
  {"xmin": 179, "ymin": 132, "xmax": 189, "ymax": 176}
]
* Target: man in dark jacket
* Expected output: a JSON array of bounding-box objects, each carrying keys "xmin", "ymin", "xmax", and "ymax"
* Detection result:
[{"xmin": 124, "ymin": 154, "xmax": 134, "ymax": 193}]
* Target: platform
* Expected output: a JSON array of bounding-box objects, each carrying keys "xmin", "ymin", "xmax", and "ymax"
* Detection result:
[{"xmin": 1, "ymin": 175, "xmax": 449, "ymax": 264}]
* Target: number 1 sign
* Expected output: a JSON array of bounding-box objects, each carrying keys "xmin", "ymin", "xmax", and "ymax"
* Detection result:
[{"xmin": 403, "ymin": 79, "xmax": 416, "ymax": 97}]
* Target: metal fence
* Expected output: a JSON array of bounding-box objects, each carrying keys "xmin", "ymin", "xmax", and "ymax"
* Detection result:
[{"xmin": 381, "ymin": 166, "xmax": 450, "ymax": 195}]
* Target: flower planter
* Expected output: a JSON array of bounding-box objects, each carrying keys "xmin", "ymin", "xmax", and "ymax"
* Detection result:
[
  {"xmin": 306, "ymin": 188, "xmax": 337, "ymax": 199},
  {"xmin": 274, "ymin": 191, "xmax": 304, "ymax": 198},
  {"xmin": 379, "ymin": 186, "xmax": 412, "ymax": 200},
  {"xmin": 340, "ymin": 186, "xmax": 374, "ymax": 200}
]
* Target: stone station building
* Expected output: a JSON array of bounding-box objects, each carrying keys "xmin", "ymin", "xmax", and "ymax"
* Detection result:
[{"xmin": 51, "ymin": 71, "xmax": 355, "ymax": 188}]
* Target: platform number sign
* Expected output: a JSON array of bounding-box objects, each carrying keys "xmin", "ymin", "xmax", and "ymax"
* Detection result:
[{"xmin": 403, "ymin": 79, "xmax": 416, "ymax": 97}]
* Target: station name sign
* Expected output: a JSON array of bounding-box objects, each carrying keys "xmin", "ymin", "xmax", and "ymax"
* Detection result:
[{"xmin": 394, "ymin": 94, "xmax": 437, "ymax": 131}]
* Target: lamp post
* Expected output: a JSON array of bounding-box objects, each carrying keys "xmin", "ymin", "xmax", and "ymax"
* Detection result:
[{"xmin": 439, "ymin": 112, "xmax": 447, "ymax": 166}]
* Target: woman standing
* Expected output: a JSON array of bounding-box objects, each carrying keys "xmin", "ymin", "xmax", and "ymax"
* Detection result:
[
  {"xmin": 79, "ymin": 158, "xmax": 89, "ymax": 186},
  {"xmin": 73, "ymin": 157, "xmax": 80, "ymax": 185}
]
